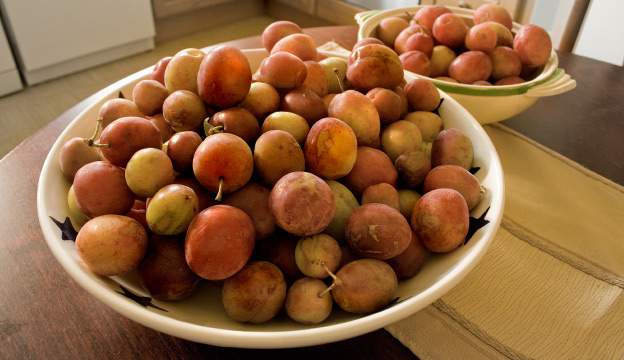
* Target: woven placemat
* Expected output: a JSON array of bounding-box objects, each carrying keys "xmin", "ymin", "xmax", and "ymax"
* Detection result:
[{"xmin": 385, "ymin": 123, "xmax": 624, "ymax": 359}]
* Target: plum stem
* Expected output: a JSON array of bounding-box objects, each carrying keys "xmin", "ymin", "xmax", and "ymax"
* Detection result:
[
  {"xmin": 203, "ymin": 118, "xmax": 223, "ymax": 137},
  {"xmin": 215, "ymin": 177, "xmax": 224, "ymax": 201},
  {"xmin": 84, "ymin": 118, "xmax": 110, "ymax": 148},
  {"xmin": 333, "ymin": 68, "xmax": 345, "ymax": 93},
  {"xmin": 209, "ymin": 125, "xmax": 224, "ymax": 135},
  {"xmin": 318, "ymin": 262, "xmax": 341, "ymax": 298},
  {"xmin": 410, "ymin": 16, "xmax": 426, "ymax": 34}
]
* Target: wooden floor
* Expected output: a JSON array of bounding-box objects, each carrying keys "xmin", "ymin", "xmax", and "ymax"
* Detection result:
[{"xmin": 0, "ymin": 15, "xmax": 282, "ymax": 160}]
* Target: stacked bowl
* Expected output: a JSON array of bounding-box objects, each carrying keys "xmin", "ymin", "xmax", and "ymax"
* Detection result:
[{"xmin": 356, "ymin": 6, "xmax": 576, "ymax": 124}]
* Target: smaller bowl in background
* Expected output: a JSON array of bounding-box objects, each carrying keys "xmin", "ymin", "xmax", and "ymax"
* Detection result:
[{"xmin": 356, "ymin": 6, "xmax": 576, "ymax": 124}]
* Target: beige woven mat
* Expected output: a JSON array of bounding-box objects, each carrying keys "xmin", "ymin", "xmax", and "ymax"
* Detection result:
[{"xmin": 385, "ymin": 123, "xmax": 624, "ymax": 359}]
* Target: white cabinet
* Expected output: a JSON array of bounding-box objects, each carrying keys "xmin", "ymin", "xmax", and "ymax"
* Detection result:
[
  {"xmin": 0, "ymin": 0, "xmax": 156, "ymax": 85},
  {"xmin": 0, "ymin": 16, "xmax": 22, "ymax": 97}
]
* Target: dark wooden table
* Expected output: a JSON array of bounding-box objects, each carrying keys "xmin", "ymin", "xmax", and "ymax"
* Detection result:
[{"xmin": 1, "ymin": 26, "xmax": 622, "ymax": 360}]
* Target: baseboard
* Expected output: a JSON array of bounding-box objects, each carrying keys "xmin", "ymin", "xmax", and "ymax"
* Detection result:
[
  {"xmin": 0, "ymin": 69, "xmax": 23, "ymax": 97},
  {"xmin": 316, "ymin": 0, "xmax": 366, "ymax": 25},
  {"xmin": 265, "ymin": 1, "xmax": 335, "ymax": 27}
]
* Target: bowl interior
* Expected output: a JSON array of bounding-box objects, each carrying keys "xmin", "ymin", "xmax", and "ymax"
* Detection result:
[{"xmin": 37, "ymin": 48, "xmax": 504, "ymax": 348}]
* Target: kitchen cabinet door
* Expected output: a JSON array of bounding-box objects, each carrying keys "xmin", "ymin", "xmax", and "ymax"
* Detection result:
[
  {"xmin": 0, "ymin": 0, "xmax": 155, "ymax": 85},
  {"xmin": 0, "ymin": 16, "xmax": 22, "ymax": 97}
]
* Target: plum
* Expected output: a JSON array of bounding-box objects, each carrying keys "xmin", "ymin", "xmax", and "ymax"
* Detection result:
[
  {"xmin": 448, "ymin": 51, "xmax": 493, "ymax": 84},
  {"xmin": 386, "ymin": 230, "xmax": 426, "ymax": 280},
  {"xmin": 125, "ymin": 148, "xmax": 175, "ymax": 199},
  {"xmin": 253, "ymin": 130, "xmax": 305, "ymax": 187},
  {"xmin": 303, "ymin": 117, "xmax": 358, "ymax": 180},
  {"xmin": 223, "ymin": 182, "xmax": 276, "ymax": 240},
  {"xmin": 197, "ymin": 45, "xmax": 252, "ymax": 109},
  {"xmin": 164, "ymin": 48, "xmax": 205, "ymax": 94},
  {"xmin": 270, "ymin": 33, "xmax": 318, "ymax": 62},
  {"xmin": 285, "ymin": 277, "xmax": 333, "ymax": 324},
  {"xmin": 395, "ymin": 149, "xmax": 431, "ymax": 188},
  {"xmin": 208, "ymin": 107, "xmax": 260, "ymax": 144},
  {"xmin": 137, "ymin": 234, "xmax": 201, "ymax": 301},
  {"xmin": 404, "ymin": 78, "xmax": 441, "ymax": 112},
  {"xmin": 185, "ymin": 204, "xmax": 255, "ymax": 280},
  {"xmin": 192, "ymin": 132, "xmax": 254, "ymax": 200},
  {"xmin": 98, "ymin": 98, "xmax": 145, "ymax": 129},
  {"xmin": 431, "ymin": 128, "xmax": 474, "ymax": 170},
  {"xmin": 221, "ymin": 261, "xmax": 287, "ymax": 324},
  {"xmin": 76, "ymin": 214, "xmax": 148, "ymax": 277},
  {"xmin": 345, "ymin": 202, "xmax": 411, "ymax": 260},
  {"xmin": 323, "ymin": 180, "xmax": 359, "ymax": 244},
  {"xmin": 423, "ymin": 164, "xmax": 482, "ymax": 210},
  {"xmin": 260, "ymin": 111, "xmax": 310, "ymax": 146},
  {"xmin": 513, "ymin": 24, "xmax": 552, "ymax": 68},
  {"xmin": 145, "ymin": 184, "xmax": 199, "ymax": 236},
  {"xmin": 327, "ymin": 90, "xmax": 380, "ymax": 147},
  {"xmin": 432, "ymin": 13, "xmax": 469, "ymax": 49},
  {"xmin": 347, "ymin": 43, "xmax": 404, "ymax": 92},
  {"xmin": 366, "ymin": 87, "xmax": 403, "ymax": 125},
  {"xmin": 331, "ymin": 258, "xmax": 398, "ymax": 315},
  {"xmin": 411, "ymin": 188, "xmax": 469, "ymax": 252},
  {"xmin": 261, "ymin": 20, "xmax": 303, "ymax": 53},
  {"xmin": 361, "ymin": 183, "xmax": 400, "ymax": 211},
  {"xmin": 163, "ymin": 90, "xmax": 209, "ymax": 133},
  {"xmin": 344, "ymin": 146, "xmax": 398, "ymax": 196},
  {"xmin": 268, "ymin": 171, "xmax": 335, "ymax": 237},
  {"xmin": 99, "ymin": 116, "xmax": 162, "ymax": 168},
  {"xmin": 73, "ymin": 161, "xmax": 135, "ymax": 218},
  {"xmin": 295, "ymin": 233, "xmax": 342, "ymax": 279},
  {"xmin": 132, "ymin": 79, "xmax": 169, "ymax": 116},
  {"xmin": 59, "ymin": 137, "xmax": 101, "ymax": 183}
]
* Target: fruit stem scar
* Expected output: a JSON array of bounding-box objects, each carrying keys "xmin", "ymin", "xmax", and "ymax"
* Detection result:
[{"xmin": 368, "ymin": 225, "xmax": 380, "ymax": 241}]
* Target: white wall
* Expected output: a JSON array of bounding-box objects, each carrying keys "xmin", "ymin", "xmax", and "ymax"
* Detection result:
[
  {"xmin": 530, "ymin": 0, "xmax": 562, "ymax": 31},
  {"xmin": 573, "ymin": 0, "xmax": 624, "ymax": 66}
]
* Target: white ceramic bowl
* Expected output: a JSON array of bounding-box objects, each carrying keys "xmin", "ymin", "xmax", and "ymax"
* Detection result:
[
  {"xmin": 37, "ymin": 48, "xmax": 505, "ymax": 349},
  {"xmin": 357, "ymin": 6, "xmax": 576, "ymax": 124}
]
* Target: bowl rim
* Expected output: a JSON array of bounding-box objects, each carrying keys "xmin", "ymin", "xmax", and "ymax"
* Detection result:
[
  {"xmin": 37, "ymin": 48, "xmax": 505, "ymax": 349},
  {"xmin": 357, "ymin": 5, "xmax": 558, "ymax": 94}
]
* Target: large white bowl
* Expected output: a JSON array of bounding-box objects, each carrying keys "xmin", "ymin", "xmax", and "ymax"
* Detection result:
[
  {"xmin": 37, "ymin": 48, "xmax": 505, "ymax": 349},
  {"xmin": 357, "ymin": 6, "xmax": 576, "ymax": 124}
]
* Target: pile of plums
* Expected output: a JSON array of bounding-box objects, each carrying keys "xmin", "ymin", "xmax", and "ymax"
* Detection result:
[
  {"xmin": 374, "ymin": 3, "xmax": 553, "ymax": 85},
  {"xmin": 58, "ymin": 18, "xmax": 483, "ymax": 325}
]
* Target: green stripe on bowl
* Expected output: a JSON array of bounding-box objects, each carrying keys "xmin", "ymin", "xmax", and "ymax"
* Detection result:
[
  {"xmin": 433, "ymin": 69, "xmax": 564, "ymax": 96},
  {"xmin": 360, "ymin": 11, "xmax": 381, "ymax": 23}
]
